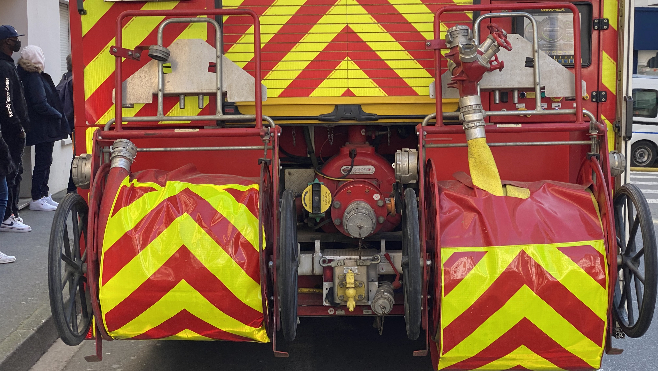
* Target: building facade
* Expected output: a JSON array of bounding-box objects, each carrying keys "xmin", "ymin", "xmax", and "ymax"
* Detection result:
[{"xmin": 0, "ymin": 0, "xmax": 72, "ymax": 198}]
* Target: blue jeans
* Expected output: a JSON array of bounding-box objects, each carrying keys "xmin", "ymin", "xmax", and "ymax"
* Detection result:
[{"xmin": 0, "ymin": 176, "xmax": 7, "ymax": 220}]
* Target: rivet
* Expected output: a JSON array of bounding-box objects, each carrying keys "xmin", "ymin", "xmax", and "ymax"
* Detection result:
[{"xmin": 334, "ymin": 218, "xmax": 341, "ymax": 225}]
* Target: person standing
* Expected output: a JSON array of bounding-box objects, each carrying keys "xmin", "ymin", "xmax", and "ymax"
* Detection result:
[
  {"xmin": 0, "ymin": 25, "xmax": 31, "ymax": 233},
  {"xmin": 17, "ymin": 45, "xmax": 70, "ymax": 211},
  {"xmin": 56, "ymin": 54, "xmax": 76, "ymax": 194}
]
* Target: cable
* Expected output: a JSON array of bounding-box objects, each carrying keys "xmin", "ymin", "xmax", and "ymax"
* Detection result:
[{"xmin": 314, "ymin": 148, "xmax": 357, "ymax": 181}]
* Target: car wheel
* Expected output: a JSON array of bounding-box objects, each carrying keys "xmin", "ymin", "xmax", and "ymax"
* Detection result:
[{"xmin": 631, "ymin": 142, "xmax": 657, "ymax": 167}]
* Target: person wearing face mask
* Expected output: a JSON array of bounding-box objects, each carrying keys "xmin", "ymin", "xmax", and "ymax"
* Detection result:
[
  {"xmin": 0, "ymin": 25, "xmax": 31, "ymax": 236},
  {"xmin": 17, "ymin": 45, "xmax": 70, "ymax": 212}
]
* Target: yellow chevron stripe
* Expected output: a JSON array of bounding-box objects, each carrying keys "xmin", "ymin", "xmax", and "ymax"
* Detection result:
[
  {"xmin": 603, "ymin": 0, "xmax": 618, "ymax": 31},
  {"xmin": 346, "ymin": 0, "xmax": 430, "ymax": 94},
  {"xmin": 107, "ymin": 280, "xmax": 268, "ymax": 342},
  {"xmin": 103, "ymin": 177, "xmax": 259, "ymax": 253},
  {"xmin": 100, "ymin": 214, "xmax": 263, "ymax": 313},
  {"xmin": 602, "ymin": 115, "xmax": 616, "ymax": 152},
  {"xmin": 85, "ymin": 127, "xmax": 99, "ymax": 154},
  {"xmin": 82, "ymin": 0, "xmax": 115, "ymax": 36},
  {"xmin": 438, "ymin": 285, "xmax": 602, "ymax": 370},
  {"xmin": 525, "ymin": 241, "xmax": 607, "ymax": 320},
  {"xmin": 162, "ymin": 329, "xmax": 212, "ymax": 341},
  {"xmin": 308, "ymin": 57, "xmax": 386, "ymax": 97},
  {"xmin": 84, "ymin": 2, "xmax": 179, "ymax": 101},
  {"xmin": 224, "ymin": 0, "xmax": 310, "ymax": 67},
  {"xmin": 474, "ymin": 345, "xmax": 563, "ymax": 370},
  {"xmin": 258, "ymin": 0, "xmax": 347, "ymax": 95},
  {"xmin": 601, "ymin": 51, "xmax": 617, "ymax": 94},
  {"xmin": 441, "ymin": 240, "xmax": 607, "ymax": 327}
]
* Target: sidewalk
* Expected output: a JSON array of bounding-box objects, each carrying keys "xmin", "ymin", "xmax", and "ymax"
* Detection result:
[{"xmin": 0, "ymin": 191, "xmax": 67, "ymax": 371}]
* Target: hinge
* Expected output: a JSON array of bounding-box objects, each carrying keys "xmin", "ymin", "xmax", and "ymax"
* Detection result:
[
  {"xmin": 591, "ymin": 91, "xmax": 607, "ymax": 103},
  {"xmin": 593, "ymin": 18, "xmax": 609, "ymax": 30}
]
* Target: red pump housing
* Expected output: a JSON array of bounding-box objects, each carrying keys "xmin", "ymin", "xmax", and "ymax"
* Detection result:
[{"xmin": 316, "ymin": 126, "xmax": 400, "ymax": 238}]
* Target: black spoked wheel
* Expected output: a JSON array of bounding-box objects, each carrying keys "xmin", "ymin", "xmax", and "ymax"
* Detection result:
[
  {"xmin": 402, "ymin": 187, "xmax": 422, "ymax": 340},
  {"xmin": 277, "ymin": 189, "xmax": 298, "ymax": 341},
  {"xmin": 48, "ymin": 193, "xmax": 92, "ymax": 345},
  {"xmin": 613, "ymin": 184, "xmax": 658, "ymax": 338}
]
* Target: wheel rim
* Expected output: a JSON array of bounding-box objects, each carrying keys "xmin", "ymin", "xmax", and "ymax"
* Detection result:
[
  {"xmin": 48, "ymin": 193, "xmax": 92, "ymax": 345},
  {"xmin": 402, "ymin": 187, "xmax": 422, "ymax": 340},
  {"xmin": 634, "ymin": 146, "xmax": 652, "ymax": 166},
  {"xmin": 277, "ymin": 189, "xmax": 298, "ymax": 341},
  {"xmin": 612, "ymin": 184, "xmax": 658, "ymax": 338}
]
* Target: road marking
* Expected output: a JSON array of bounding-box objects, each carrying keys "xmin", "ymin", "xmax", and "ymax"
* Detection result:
[
  {"xmin": 639, "ymin": 189, "xmax": 658, "ymax": 193},
  {"xmin": 630, "ymin": 174, "xmax": 658, "ymax": 179},
  {"xmin": 629, "ymin": 182, "xmax": 658, "ymax": 186},
  {"xmin": 647, "ymin": 199, "xmax": 658, "ymax": 204}
]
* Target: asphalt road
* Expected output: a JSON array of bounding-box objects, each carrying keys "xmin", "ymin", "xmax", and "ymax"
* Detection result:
[{"xmin": 26, "ymin": 171, "xmax": 658, "ymax": 371}]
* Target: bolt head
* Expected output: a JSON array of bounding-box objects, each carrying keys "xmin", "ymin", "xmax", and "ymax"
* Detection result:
[
  {"xmin": 334, "ymin": 218, "xmax": 341, "ymax": 225},
  {"xmin": 333, "ymin": 200, "xmax": 341, "ymax": 209},
  {"xmin": 377, "ymin": 200, "xmax": 384, "ymax": 207},
  {"xmin": 378, "ymin": 216, "xmax": 385, "ymax": 224}
]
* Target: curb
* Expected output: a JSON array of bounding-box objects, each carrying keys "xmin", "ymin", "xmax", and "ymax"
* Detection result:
[{"xmin": 0, "ymin": 303, "xmax": 58, "ymax": 371}]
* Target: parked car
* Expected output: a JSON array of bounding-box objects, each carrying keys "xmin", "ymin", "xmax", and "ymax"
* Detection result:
[{"xmin": 630, "ymin": 74, "xmax": 658, "ymax": 167}]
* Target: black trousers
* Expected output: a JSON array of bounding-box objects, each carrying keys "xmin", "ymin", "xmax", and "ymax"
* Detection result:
[
  {"xmin": 4, "ymin": 134, "xmax": 24, "ymax": 220},
  {"xmin": 31, "ymin": 141, "xmax": 54, "ymax": 201}
]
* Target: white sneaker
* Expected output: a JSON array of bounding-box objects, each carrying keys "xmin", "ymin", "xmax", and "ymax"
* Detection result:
[
  {"xmin": 29, "ymin": 198, "xmax": 57, "ymax": 211},
  {"xmin": 0, "ymin": 215, "xmax": 31, "ymax": 232},
  {"xmin": 45, "ymin": 195, "xmax": 59, "ymax": 207},
  {"xmin": 0, "ymin": 252, "xmax": 16, "ymax": 264}
]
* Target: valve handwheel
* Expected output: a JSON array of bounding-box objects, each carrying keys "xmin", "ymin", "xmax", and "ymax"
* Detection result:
[{"xmin": 487, "ymin": 23, "xmax": 512, "ymax": 51}]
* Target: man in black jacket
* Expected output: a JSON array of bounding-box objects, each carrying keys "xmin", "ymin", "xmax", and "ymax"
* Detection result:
[{"xmin": 0, "ymin": 25, "xmax": 31, "ymax": 233}]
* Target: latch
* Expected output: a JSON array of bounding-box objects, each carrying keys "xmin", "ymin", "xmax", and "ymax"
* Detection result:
[
  {"xmin": 591, "ymin": 91, "xmax": 607, "ymax": 103},
  {"xmin": 319, "ymin": 105, "xmax": 378, "ymax": 122},
  {"xmin": 593, "ymin": 18, "xmax": 609, "ymax": 30}
]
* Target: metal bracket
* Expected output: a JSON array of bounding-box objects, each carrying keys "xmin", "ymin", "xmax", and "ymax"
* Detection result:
[
  {"xmin": 593, "ymin": 18, "xmax": 609, "ymax": 30},
  {"xmin": 319, "ymin": 105, "xmax": 378, "ymax": 122},
  {"xmin": 77, "ymin": 0, "xmax": 87, "ymax": 15},
  {"xmin": 591, "ymin": 91, "xmax": 607, "ymax": 103},
  {"xmin": 109, "ymin": 46, "xmax": 143, "ymax": 61},
  {"xmin": 425, "ymin": 39, "xmax": 448, "ymax": 50}
]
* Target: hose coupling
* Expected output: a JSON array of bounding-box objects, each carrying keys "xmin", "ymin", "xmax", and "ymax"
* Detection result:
[{"xmin": 110, "ymin": 139, "xmax": 137, "ymax": 171}]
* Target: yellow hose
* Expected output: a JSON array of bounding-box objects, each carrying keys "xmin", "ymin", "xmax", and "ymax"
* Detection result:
[{"xmin": 467, "ymin": 137, "xmax": 504, "ymax": 196}]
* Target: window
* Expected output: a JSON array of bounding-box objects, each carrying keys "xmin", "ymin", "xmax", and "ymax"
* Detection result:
[
  {"xmin": 60, "ymin": 2, "xmax": 71, "ymax": 76},
  {"xmin": 633, "ymin": 89, "xmax": 658, "ymax": 118}
]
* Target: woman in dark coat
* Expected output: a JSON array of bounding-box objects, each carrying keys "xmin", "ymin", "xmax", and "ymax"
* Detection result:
[{"xmin": 17, "ymin": 45, "xmax": 70, "ymax": 211}]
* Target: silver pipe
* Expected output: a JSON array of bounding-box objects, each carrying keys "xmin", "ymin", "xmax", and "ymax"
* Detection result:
[
  {"xmin": 513, "ymin": 89, "xmax": 519, "ymax": 104},
  {"xmin": 103, "ymin": 114, "xmax": 275, "ymax": 129},
  {"xmin": 494, "ymin": 90, "xmax": 500, "ymax": 104},
  {"xmin": 179, "ymin": 95, "xmax": 185, "ymax": 109},
  {"xmin": 102, "ymin": 145, "xmax": 272, "ymax": 153},
  {"xmin": 426, "ymin": 140, "xmax": 592, "ymax": 148},
  {"xmin": 157, "ymin": 18, "xmax": 223, "ymax": 117},
  {"xmin": 198, "ymin": 94, "xmax": 204, "ymax": 110},
  {"xmin": 474, "ymin": 12, "xmax": 541, "ymax": 111}
]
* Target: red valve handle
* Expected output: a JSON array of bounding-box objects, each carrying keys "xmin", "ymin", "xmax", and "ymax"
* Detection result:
[{"xmin": 487, "ymin": 23, "xmax": 512, "ymax": 51}]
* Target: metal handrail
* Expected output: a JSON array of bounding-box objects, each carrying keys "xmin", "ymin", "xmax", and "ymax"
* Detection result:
[{"xmin": 114, "ymin": 9, "xmax": 262, "ymax": 131}]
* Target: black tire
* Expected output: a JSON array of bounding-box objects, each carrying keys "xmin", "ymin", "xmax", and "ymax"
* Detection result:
[
  {"xmin": 631, "ymin": 141, "xmax": 657, "ymax": 167},
  {"xmin": 613, "ymin": 184, "xmax": 658, "ymax": 338},
  {"xmin": 402, "ymin": 188, "xmax": 422, "ymax": 340},
  {"xmin": 48, "ymin": 193, "xmax": 92, "ymax": 346},
  {"xmin": 277, "ymin": 189, "xmax": 298, "ymax": 341}
]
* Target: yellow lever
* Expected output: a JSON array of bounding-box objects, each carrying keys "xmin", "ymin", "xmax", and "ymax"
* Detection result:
[{"xmin": 345, "ymin": 269, "xmax": 356, "ymax": 312}]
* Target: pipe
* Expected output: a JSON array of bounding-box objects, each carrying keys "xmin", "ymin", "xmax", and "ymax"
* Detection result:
[{"xmin": 433, "ymin": 3, "xmax": 583, "ymax": 126}]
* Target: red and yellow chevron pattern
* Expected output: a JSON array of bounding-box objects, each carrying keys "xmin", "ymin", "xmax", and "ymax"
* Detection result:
[
  {"xmin": 435, "ymin": 180, "xmax": 608, "ymax": 370},
  {"xmin": 99, "ymin": 166, "xmax": 268, "ymax": 342},
  {"xmin": 222, "ymin": 0, "xmax": 472, "ymax": 98}
]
